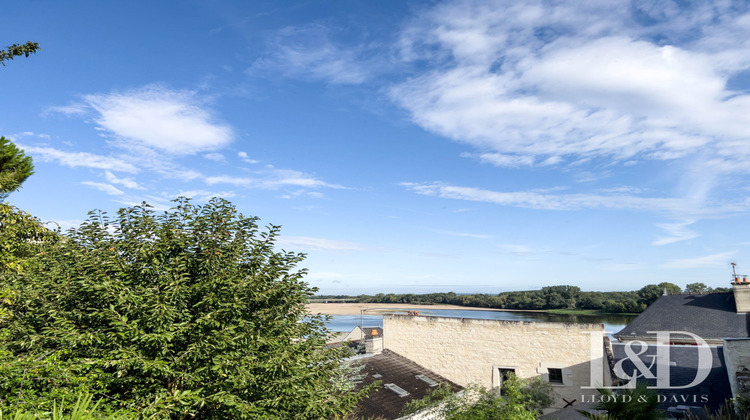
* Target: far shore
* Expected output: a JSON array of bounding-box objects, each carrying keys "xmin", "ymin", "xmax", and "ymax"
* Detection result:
[{"xmin": 306, "ymin": 302, "xmax": 546, "ymax": 316}]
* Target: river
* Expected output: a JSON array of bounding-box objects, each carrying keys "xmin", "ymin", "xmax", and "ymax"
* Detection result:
[{"xmin": 324, "ymin": 309, "xmax": 635, "ymax": 336}]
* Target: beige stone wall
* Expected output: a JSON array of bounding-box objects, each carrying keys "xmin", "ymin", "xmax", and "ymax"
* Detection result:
[
  {"xmin": 383, "ymin": 315, "xmax": 607, "ymax": 408},
  {"xmin": 723, "ymin": 338, "xmax": 750, "ymax": 400},
  {"xmin": 732, "ymin": 283, "xmax": 750, "ymax": 313}
]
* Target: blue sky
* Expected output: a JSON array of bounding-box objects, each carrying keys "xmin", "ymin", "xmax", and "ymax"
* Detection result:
[{"xmin": 3, "ymin": 0, "xmax": 750, "ymax": 294}]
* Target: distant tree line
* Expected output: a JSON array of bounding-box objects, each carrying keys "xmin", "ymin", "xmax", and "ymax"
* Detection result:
[{"xmin": 315, "ymin": 282, "xmax": 731, "ymax": 314}]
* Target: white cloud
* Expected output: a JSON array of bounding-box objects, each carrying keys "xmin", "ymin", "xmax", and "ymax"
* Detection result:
[
  {"xmin": 237, "ymin": 151, "xmax": 259, "ymax": 164},
  {"xmin": 203, "ymin": 152, "xmax": 225, "ymax": 162},
  {"xmin": 471, "ymin": 152, "xmax": 535, "ymax": 168},
  {"xmin": 81, "ymin": 181, "xmax": 125, "ymax": 196},
  {"xmin": 391, "ymin": 1, "xmax": 750, "ymax": 169},
  {"xmin": 401, "ymin": 182, "xmax": 748, "ymax": 216},
  {"xmin": 20, "ymin": 145, "xmax": 137, "ymax": 173},
  {"xmin": 281, "ymin": 190, "xmax": 326, "ymax": 199},
  {"xmin": 652, "ymin": 220, "xmax": 700, "ymax": 246},
  {"xmin": 57, "ymin": 86, "xmax": 233, "ymax": 155},
  {"xmin": 46, "ymin": 103, "xmax": 88, "ymax": 116},
  {"xmin": 277, "ymin": 236, "xmax": 373, "ymax": 251},
  {"xmin": 660, "ymin": 251, "xmax": 736, "ymax": 269},
  {"xmin": 206, "ymin": 168, "xmax": 344, "ymax": 190},
  {"xmin": 499, "ymin": 244, "xmax": 535, "ymax": 256},
  {"xmin": 249, "ymin": 24, "xmax": 370, "ymax": 84},
  {"xmin": 173, "ymin": 190, "xmax": 237, "ymax": 201},
  {"xmin": 104, "ymin": 171, "xmax": 141, "ymax": 189}
]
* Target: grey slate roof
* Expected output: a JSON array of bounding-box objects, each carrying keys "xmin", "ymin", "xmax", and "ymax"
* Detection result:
[
  {"xmin": 611, "ymin": 343, "xmax": 731, "ymax": 411},
  {"xmin": 353, "ymin": 349, "xmax": 462, "ymax": 420},
  {"xmin": 614, "ymin": 293, "xmax": 750, "ymax": 341}
]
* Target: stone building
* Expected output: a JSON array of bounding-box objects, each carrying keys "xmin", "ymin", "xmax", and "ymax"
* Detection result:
[{"xmin": 382, "ymin": 314, "xmax": 611, "ymax": 410}]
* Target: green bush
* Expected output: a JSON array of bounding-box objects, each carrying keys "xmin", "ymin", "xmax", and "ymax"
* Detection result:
[
  {"xmin": 400, "ymin": 374, "xmax": 553, "ymax": 420},
  {"xmin": 0, "ymin": 198, "xmax": 366, "ymax": 418}
]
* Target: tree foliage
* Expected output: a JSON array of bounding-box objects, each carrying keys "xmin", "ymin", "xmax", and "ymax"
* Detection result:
[
  {"xmin": 0, "ymin": 198, "xmax": 365, "ymax": 418},
  {"xmin": 340, "ymin": 282, "xmax": 703, "ymax": 314},
  {"xmin": 579, "ymin": 382, "xmax": 665, "ymax": 420},
  {"xmin": 685, "ymin": 282, "xmax": 712, "ymax": 294},
  {"xmin": 0, "ymin": 41, "xmax": 40, "ymax": 66},
  {"xmin": 442, "ymin": 375, "xmax": 553, "ymax": 420},
  {"xmin": 0, "ymin": 137, "xmax": 35, "ymax": 201},
  {"xmin": 401, "ymin": 375, "xmax": 553, "ymax": 420}
]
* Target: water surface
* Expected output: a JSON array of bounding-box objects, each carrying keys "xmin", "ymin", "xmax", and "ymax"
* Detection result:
[{"xmin": 324, "ymin": 308, "xmax": 635, "ymax": 336}]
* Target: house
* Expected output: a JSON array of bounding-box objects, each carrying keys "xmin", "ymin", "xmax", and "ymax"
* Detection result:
[
  {"xmin": 607, "ymin": 277, "xmax": 750, "ymax": 412},
  {"xmin": 352, "ymin": 349, "xmax": 462, "ymax": 420},
  {"xmin": 326, "ymin": 326, "xmax": 365, "ymax": 345},
  {"xmin": 381, "ymin": 314, "xmax": 612, "ymax": 412}
]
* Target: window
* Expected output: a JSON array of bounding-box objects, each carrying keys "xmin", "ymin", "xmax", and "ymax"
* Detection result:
[
  {"xmin": 548, "ymin": 368, "xmax": 563, "ymax": 384},
  {"xmin": 496, "ymin": 368, "xmax": 516, "ymax": 389}
]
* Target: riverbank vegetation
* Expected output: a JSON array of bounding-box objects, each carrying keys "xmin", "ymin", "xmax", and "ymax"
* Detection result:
[{"xmin": 316, "ymin": 282, "xmax": 730, "ymax": 315}]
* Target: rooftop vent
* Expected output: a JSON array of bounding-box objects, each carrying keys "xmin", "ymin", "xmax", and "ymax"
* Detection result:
[
  {"xmin": 372, "ymin": 373, "xmax": 382, "ymax": 379},
  {"xmin": 416, "ymin": 374, "xmax": 439, "ymax": 387},
  {"xmin": 384, "ymin": 383, "xmax": 410, "ymax": 397}
]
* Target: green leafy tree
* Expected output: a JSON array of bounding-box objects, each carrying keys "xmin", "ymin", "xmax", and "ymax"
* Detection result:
[
  {"xmin": 0, "ymin": 137, "xmax": 34, "ymax": 201},
  {"xmin": 638, "ymin": 285, "xmax": 665, "ymax": 307},
  {"xmin": 0, "ymin": 42, "xmax": 40, "ymax": 65},
  {"xmin": 0, "ymin": 138, "xmax": 45, "ymax": 330},
  {"xmin": 685, "ymin": 282, "xmax": 712, "ymax": 294},
  {"xmin": 404, "ymin": 375, "xmax": 553, "ymax": 420},
  {"xmin": 0, "ymin": 198, "xmax": 367, "ymax": 418}
]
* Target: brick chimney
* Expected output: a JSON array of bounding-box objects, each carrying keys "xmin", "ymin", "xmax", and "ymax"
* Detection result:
[{"xmin": 733, "ymin": 276, "xmax": 750, "ymax": 313}]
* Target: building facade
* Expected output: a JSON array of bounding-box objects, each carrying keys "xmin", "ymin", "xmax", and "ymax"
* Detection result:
[{"xmin": 382, "ymin": 314, "xmax": 610, "ymax": 409}]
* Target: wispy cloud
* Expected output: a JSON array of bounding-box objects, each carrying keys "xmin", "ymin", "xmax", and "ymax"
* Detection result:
[
  {"xmin": 104, "ymin": 171, "xmax": 142, "ymax": 190},
  {"xmin": 402, "ymin": 182, "xmax": 750, "ymax": 219},
  {"xmin": 660, "ymin": 251, "xmax": 735, "ymax": 269},
  {"xmin": 81, "ymin": 181, "xmax": 125, "ymax": 196},
  {"xmin": 20, "ymin": 145, "xmax": 137, "ymax": 173},
  {"xmin": 173, "ymin": 190, "xmax": 236, "ymax": 201},
  {"xmin": 652, "ymin": 220, "xmax": 700, "ymax": 246},
  {"xmin": 499, "ymin": 244, "xmax": 536, "ymax": 257},
  {"xmin": 203, "ymin": 152, "xmax": 225, "ymax": 162},
  {"xmin": 51, "ymin": 86, "xmax": 233, "ymax": 155},
  {"xmin": 277, "ymin": 236, "xmax": 374, "ymax": 251},
  {"xmin": 206, "ymin": 168, "xmax": 344, "ymax": 190},
  {"xmin": 248, "ymin": 24, "xmax": 371, "ymax": 84},
  {"xmin": 237, "ymin": 151, "xmax": 259, "ymax": 164}
]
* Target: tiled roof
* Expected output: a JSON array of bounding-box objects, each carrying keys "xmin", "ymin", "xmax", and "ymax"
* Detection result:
[
  {"xmin": 353, "ymin": 349, "xmax": 462, "ymax": 420},
  {"xmin": 614, "ymin": 293, "xmax": 750, "ymax": 341}
]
